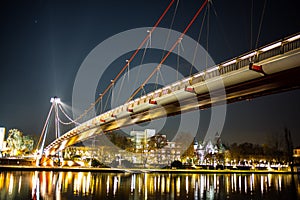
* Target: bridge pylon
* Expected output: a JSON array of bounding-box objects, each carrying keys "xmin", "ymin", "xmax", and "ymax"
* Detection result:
[{"xmin": 35, "ymin": 96, "xmax": 62, "ymax": 166}]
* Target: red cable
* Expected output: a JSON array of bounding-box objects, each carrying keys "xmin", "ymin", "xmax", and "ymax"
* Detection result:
[
  {"xmin": 76, "ymin": 0, "xmax": 176, "ymax": 119},
  {"xmin": 128, "ymin": 0, "xmax": 208, "ymax": 101}
]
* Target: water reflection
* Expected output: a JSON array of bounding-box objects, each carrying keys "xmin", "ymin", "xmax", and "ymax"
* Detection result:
[{"xmin": 0, "ymin": 171, "xmax": 299, "ymax": 199}]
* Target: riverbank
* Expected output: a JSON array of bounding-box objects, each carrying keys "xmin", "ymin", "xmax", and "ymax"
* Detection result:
[{"xmin": 0, "ymin": 165, "xmax": 299, "ymax": 174}]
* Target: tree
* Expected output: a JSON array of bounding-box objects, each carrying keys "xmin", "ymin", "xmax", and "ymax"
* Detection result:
[
  {"xmin": 6, "ymin": 129, "xmax": 34, "ymax": 156},
  {"xmin": 148, "ymin": 134, "xmax": 168, "ymax": 150},
  {"xmin": 171, "ymin": 160, "xmax": 183, "ymax": 169},
  {"xmin": 106, "ymin": 132, "xmax": 133, "ymax": 151},
  {"xmin": 181, "ymin": 141, "xmax": 195, "ymax": 159}
]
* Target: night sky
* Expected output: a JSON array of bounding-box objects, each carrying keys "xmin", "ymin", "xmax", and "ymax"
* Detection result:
[{"xmin": 0, "ymin": 0, "xmax": 299, "ymax": 146}]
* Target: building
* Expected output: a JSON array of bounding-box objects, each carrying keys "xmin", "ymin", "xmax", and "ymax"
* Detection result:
[
  {"xmin": 0, "ymin": 127, "xmax": 6, "ymax": 157},
  {"xmin": 0, "ymin": 127, "xmax": 5, "ymax": 150},
  {"xmin": 130, "ymin": 129, "xmax": 155, "ymax": 152},
  {"xmin": 293, "ymin": 147, "xmax": 300, "ymax": 167}
]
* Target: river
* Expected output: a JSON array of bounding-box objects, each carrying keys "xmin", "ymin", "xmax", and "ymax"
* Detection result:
[{"xmin": 0, "ymin": 171, "xmax": 299, "ymax": 199}]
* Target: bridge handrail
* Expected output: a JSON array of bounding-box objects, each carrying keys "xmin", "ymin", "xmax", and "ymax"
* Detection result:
[{"xmin": 123, "ymin": 33, "xmax": 300, "ymax": 110}]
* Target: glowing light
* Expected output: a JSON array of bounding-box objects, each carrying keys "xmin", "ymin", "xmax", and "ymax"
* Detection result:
[
  {"xmin": 8, "ymin": 174, "xmax": 14, "ymax": 194},
  {"xmin": 221, "ymin": 59, "xmax": 236, "ymax": 67},
  {"xmin": 206, "ymin": 66, "xmax": 219, "ymax": 73},
  {"xmin": 172, "ymin": 82, "xmax": 180, "ymax": 87},
  {"xmin": 240, "ymin": 52, "xmax": 257, "ymax": 60},
  {"xmin": 106, "ymin": 176, "xmax": 110, "ymax": 194},
  {"xmin": 50, "ymin": 97, "xmax": 61, "ymax": 104},
  {"xmin": 166, "ymin": 176, "xmax": 170, "ymax": 193},
  {"xmin": 131, "ymin": 174, "xmax": 136, "ymax": 193},
  {"xmin": 260, "ymin": 176, "xmax": 264, "ymax": 194},
  {"xmin": 176, "ymin": 177, "xmax": 180, "ymax": 196},
  {"xmin": 182, "ymin": 78, "xmax": 190, "ymax": 82},
  {"xmin": 260, "ymin": 42, "xmax": 282, "ymax": 52},
  {"xmin": 193, "ymin": 72, "xmax": 205, "ymax": 78},
  {"xmin": 186, "ymin": 176, "xmax": 189, "ymax": 194},
  {"xmin": 286, "ymin": 34, "xmax": 300, "ymax": 42},
  {"xmin": 18, "ymin": 176, "xmax": 22, "ymax": 193},
  {"xmin": 161, "ymin": 176, "xmax": 165, "ymax": 193}
]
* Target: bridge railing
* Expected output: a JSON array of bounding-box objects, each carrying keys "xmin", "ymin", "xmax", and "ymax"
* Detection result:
[
  {"xmin": 78, "ymin": 33, "xmax": 300, "ymax": 129},
  {"xmin": 283, "ymin": 37, "xmax": 300, "ymax": 52},
  {"xmin": 116, "ymin": 33, "xmax": 300, "ymax": 118}
]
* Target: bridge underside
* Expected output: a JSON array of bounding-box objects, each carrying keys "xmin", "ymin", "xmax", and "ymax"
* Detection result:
[{"xmin": 103, "ymin": 66, "xmax": 300, "ymax": 130}]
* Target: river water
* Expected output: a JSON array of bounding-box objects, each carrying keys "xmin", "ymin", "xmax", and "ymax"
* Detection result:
[{"xmin": 0, "ymin": 171, "xmax": 299, "ymax": 200}]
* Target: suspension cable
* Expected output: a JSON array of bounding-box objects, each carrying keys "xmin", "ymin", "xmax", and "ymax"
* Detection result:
[
  {"xmin": 176, "ymin": 37, "xmax": 184, "ymax": 80},
  {"xmin": 39, "ymin": 122, "xmax": 49, "ymax": 155},
  {"xmin": 128, "ymin": 0, "xmax": 208, "ymax": 102},
  {"xmin": 58, "ymin": 104, "xmax": 81, "ymax": 126},
  {"xmin": 103, "ymin": 85, "xmax": 114, "ymax": 112},
  {"xmin": 190, "ymin": 7, "xmax": 207, "ymax": 76},
  {"xmin": 255, "ymin": 0, "xmax": 267, "ymax": 49},
  {"xmin": 161, "ymin": 0, "xmax": 180, "ymax": 59},
  {"xmin": 129, "ymin": 38, "xmax": 151, "ymax": 99},
  {"xmin": 36, "ymin": 103, "xmax": 54, "ymax": 150},
  {"xmin": 206, "ymin": 1, "xmax": 210, "ymax": 69},
  {"xmin": 209, "ymin": 2, "xmax": 233, "ymax": 56},
  {"xmin": 250, "ymin": 0, "xmax": 253, "ymax": 50},
  {"xmin": 71, "ymin": 0, "xmax": 176, "ymax": 122},
  {"xmin": 116, "ymin": 69, "xmax": 128, "ymax": 106}
]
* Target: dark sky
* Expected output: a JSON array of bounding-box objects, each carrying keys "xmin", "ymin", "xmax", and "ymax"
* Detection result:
[{"xmin": 0, "ymin": 0, "xmax": 299, "ymax": 146}]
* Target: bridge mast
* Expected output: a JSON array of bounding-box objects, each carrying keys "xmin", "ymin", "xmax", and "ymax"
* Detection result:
[{"xmin": 36, "ymin": 96, "xmax": 61, "ymax": 166}]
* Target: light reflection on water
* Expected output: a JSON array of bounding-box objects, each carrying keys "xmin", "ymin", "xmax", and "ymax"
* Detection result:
[{"xmin": 0, "ymin": 171, "xmax": 299, "ymax": 200}]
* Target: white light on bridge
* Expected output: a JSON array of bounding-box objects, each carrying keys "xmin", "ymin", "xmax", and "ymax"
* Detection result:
[
  {"xmin": 206, "ymin": 66, "xmax": 219, "ymax": 73},
  {"xmin": 172, "ymin": 82, "xmax": 180, "ymax": 87},
  {"xmin": 260, "ymin": 42, "xmax": 282, "ymax": 52},
  {"xmin": 182, "ymin": 78, "xmax": 190, "ymax": 83},
  {"xmin": 193, "ymin": 72, "xmax": 204, "ymax": 78},
  {"xmin": 221, "ymin": 59, "xmax": 236, "ymax": 67},
  {"xmin": 286, "ymin": 34, "xmax": 300, "ymax": 42},
  {"xmin": 240, "ymin": 52, "xmax": 257, "ymax": 60}
]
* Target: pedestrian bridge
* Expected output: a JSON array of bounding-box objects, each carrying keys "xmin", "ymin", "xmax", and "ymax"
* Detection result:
[{"xmin": 44, "ymin": 33, "xmax": 300, "ymax": 155}]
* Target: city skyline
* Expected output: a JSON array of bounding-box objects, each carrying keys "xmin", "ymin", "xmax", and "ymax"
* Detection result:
[{"xmin": 0, "ymin": 0, "xmax": 299, "ymax": 147}]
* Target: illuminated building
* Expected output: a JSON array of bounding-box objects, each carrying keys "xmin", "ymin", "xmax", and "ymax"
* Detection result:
[{"xmin": 130, "ymin": 129, "xmax": 155, "ymax": 152}]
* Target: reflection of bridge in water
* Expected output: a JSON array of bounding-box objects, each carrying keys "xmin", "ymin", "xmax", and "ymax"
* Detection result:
[
  {"xmin": 1, "ymin": 171, "xmax": 299, "ymax": 199},
  {"xmin": 42, "ymin": 33, "xmax": 300, "ymax": 156}
]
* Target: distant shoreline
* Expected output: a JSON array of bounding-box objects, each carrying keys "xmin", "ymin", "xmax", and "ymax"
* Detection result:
[{"xmin": 0, "ymin": 165, "xmax": 298, "ymax": 174}]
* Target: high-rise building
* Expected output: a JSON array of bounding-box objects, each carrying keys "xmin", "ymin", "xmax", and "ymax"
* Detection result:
[{"xmin": 130, "ymin": 129, "xmax": 156, "ymax": 151}]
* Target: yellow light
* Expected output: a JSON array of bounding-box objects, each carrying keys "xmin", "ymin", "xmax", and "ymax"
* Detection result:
[{"xmin": 176, "ymin": 177, "xmax": 180, "ymax": 195}]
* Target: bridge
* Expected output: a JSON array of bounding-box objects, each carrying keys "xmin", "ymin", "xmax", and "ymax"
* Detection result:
[{"xmin": 43, "ymin": 33, "xmax": 300, "ymax": 156}]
